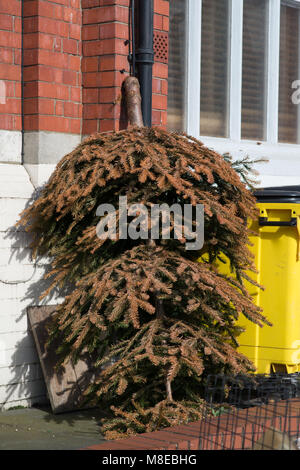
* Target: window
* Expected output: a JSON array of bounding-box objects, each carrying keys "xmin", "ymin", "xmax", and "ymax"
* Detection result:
[
  {"xmin": 168, "ymin": 0, "xmax": 300, "ymax": 155},
  {"xmin": 167, "ymin": 1, "xmax": 187, "ymax": 132},
  {"xmin": 241, "ymin": 0, "xmax": 268, "ymax": 141},
  {"xmin": 200, "ymin": 0, "xmax": 230, "ymax": 138},
  {"xmin": 278, "ymin": 3, "xmax": 300, "ymax": 143}
]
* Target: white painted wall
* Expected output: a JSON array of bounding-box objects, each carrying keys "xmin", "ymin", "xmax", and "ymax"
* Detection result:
[
  {"xmin": 0, "ymin": 126, "xmax": 82, "ymax": 409},
  {"xmin": 0, "ymin": 163, "xmax": 64, "ymax": 410},
  {"xmin": 0, "ymin": 131, "xmax": 22, "ymax": 164}
]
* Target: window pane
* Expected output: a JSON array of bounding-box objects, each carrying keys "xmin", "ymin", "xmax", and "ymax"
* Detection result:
[
  {"xmin": 278, "ymin": 4, "xmax": 300, "ymax": 144},
  {"xmin": 241, "ymin": 0, "xmax": 268, "ymax": 141},
  {"xmin": 167, "ymin": 0, "xmax": 187, "ymax": 132},
  {"xmin": 200, "ymin": 0, "xmax": 230, "ymax": 138}
]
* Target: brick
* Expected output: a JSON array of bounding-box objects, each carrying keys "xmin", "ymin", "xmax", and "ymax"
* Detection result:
[
  {"xmin": 99, "ymin": 119, "xmax": 116, "ymax": 133},
  {"xmin": 34, "ymin": 65, "xmax": 63, "ymax": 83},
  {"xmin": 69, "ymin": 55, "xmax": 81, "ymax": 71},
  {"xmin": 161, "ymin": 110, "xmax": 167, "ymax": 125},
  {"xmin": 153, "ymin": 62, "xmax": 168, "ymax": 79},
  {"xmin": 70, "ymin": 0, "xmax": 81, "ymax": 8},
  {"xmin": 98, "ymin": 55, "xmax": 115, "ymax": 71},
  {"xmin": 81, "ymin": 0, "xmax": 101, "ymax": 7},
  {"xmin": 152, "ymin": 78, "xmax": 161, "ymax": 94},
  {"xmin": 24, "ymin": 98, "xmax": 54, "ymax": 116},
  {"xmin": 0, "ymin": 31, "xmax": 20, "ymax": 49},
  {"xmin": 0, "ymin": 98, "xmax": 20, "ymax": 114},
  {"xmin": 23, "ymin": 49, "xmax": 38, "ymax": 66},
  {"xmin": 38, "ymin": 82, "xmax": 69, "ymax": 100},
  {"xmin": 14, "ymin": 49, "xmax": 21, "ymax": 65},
  {"xmin": 29, "ymin": 1, "xmax": 54, "ymax": 18},
  {"xmin": 162, "ymin": 15, "xmax": 169, "ymax": 32},
  {"xmin": 69, "ymin": 118, "xmax": 81, "ymax": 134},
  {"xmin": 38, "ymin": 98, "xmax": 55, "ymax": 115},
  {"xmin": 3, "ymin": 82, "xmax": 15, "ymax": 98},
  {"xmin": 82, "ymin": 72, "xmax": 100, "ymax": 88},
  {"xmin": 63, "ymin": 38, "xmax": 78, "ymax": 55},
  {"xmin": 23, "ymin": 98, "xmax": 38, "ymax": 115},
  {"xmin": 99, "ymin": 69, "xmax": 127, "ymax": 88},
  {"xmin": 23, "ymin": 81, "xmax": 38, "ymax": 98},
  {"xmin": 63, "ymin": 7, "xmax": 81, "ymax": 25},
  {"xmin": 84, "ymin": 69, "xmax": 124, "ymax": 88},
  {"xmin": 152, "ymin": 110, "xmax": 162, "ymax": 125},
  {"xmin": 23, "ymin": 33, "xmax": 37, "ymax": 49},
  {"xmin": 0, "ymin": 64, "xmax": 20, "ymax": 81},
  {"xmin": 83, "ymin": 103, "xmax": 101, "ymax": 119},
  {"xmin": 154, "ymin": 14, "xmax": 163, "ymax": 31},
  {"xmin": 98, "ymin": 87, "xmax": 118, "ymax": 103},
  {"xmin": 82, "ymin": 24, "xmax": 99, "ymax": 41},
  {"xmin": 0, "ymin": 114, "xmax": 16, "ymax": 130},
  {"xmin": 23, "ymin": 114, "xmax": 38, "ymax": 130},
  {"xmin": 23, "ymin": 17, "xmax": 38, "ymax": 34},
  {"xmin": 99, "ymin": 22, "xmax": 128, "ymax": 40},
  {"xmin": 39, "ymin": 34, "xmax": 56, "ymax": 50},
  {"xmin": 70, "ymin": 86, "xmax": 81, "ymax": 102},
  {"xmin": 99, "ymin": 54, "xmax": 128, "ymax": 71},
  {"xmin": 39, "ymin": 17, "xmax": 69, "ymax": 37},
  {"xmin": 0, "ymin": 48, "xmax": 13, "ymax": 64},
  {"xmin": 23, "ymin": 1, "xmax": 38, "ymax": 17},
  {"xmin": 83, "ymin": 5, "xmax": 128, "ymax": 25},
  {"xmin": 55, "ymin": 100, "xmax": 64, "ymax": 116},
  {"xmin": 99, "ymin": 103, "xmax": 119, "ymax": 119},
  {"xmin": 52, "ymin": 4, "xmax": 64, "ymax": 20},
  {"xmin": 83, "ymin": 39, "xmax": 115, "ymax": 57},
  {"xmin": 83, "ymin": 6, "xmax": 114, "ymax": 24},
  {"xmin": 154, "ymin": 0, "xmax": 169, "ymax": 17},
  {"xmin": 161, "ymin": 79, "xmax": 168, "ymax": 95},
  {"xmin": 82, "ymin": 119, "xmax": 98, "ymax": 135},
  {"xmin": 38, "ymin": 115, "xmax": 70, "ymax": 133},
  {"xmin": 82, "ymin": 56, "xmax": 98, "ymax": 72},
  {"xmin": 0, "ymin": 14, "xmax": 13, "ymax": 31},
  {"xmin": 69, "ymin": 23, "xmax": 81, "ymax": 40},
  {"xmin": 53, "ymin": 37, "xmax": 62, "ymax": 52},
  {"xmin": 64, "ymin": 101, "xmax": 80, "ymax": 118},
  {"xmin": 0, "ymin": 0, "xmax": 20, "ymax": 16},
  {"xmin": 13, "ymin": 17, "xmax": 22, "ymax": 33},
  {"xmin": 63, "ymin": 70, "xmax": 77, "ymax": 86},
  {"xmin": 83, "ymin": 88, "xmax": 98, "ymax": 103},
  {"xmin": 38, "ymin": 50, "xmax": 68, "ymax": 69}
]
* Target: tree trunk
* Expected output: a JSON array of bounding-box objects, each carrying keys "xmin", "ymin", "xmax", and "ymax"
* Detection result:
[{"xmin": 123, "ymin": 76, "xmax": 144, "ymax": 128}]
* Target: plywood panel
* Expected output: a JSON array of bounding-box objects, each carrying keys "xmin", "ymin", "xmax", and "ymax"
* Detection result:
[{"xmin": 28, "ymin": 305, "xmax": 96, "ymax": 414}]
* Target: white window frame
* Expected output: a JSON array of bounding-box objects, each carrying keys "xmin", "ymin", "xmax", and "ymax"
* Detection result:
[{"xmin": 186, "ymin": 0, "xmax": 300, "ymax": 187}]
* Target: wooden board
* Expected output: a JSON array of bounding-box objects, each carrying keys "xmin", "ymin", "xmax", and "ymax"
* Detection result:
[{"xmin": 28, "ymin": 305, "xmax": 96, "ymax": 414}]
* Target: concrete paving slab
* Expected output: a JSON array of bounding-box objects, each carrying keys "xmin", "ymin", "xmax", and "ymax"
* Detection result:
[{"xmin": 0, "ymin": 405, "xmax": 106, "ymax": 450}]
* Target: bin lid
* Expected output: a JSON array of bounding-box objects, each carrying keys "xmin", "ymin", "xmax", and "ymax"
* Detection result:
[{"xmin": 254, "ymin": 185, "xmax": 300, "ymax": 203}]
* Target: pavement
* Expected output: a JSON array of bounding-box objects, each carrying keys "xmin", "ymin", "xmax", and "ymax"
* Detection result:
[{"xmin": 0, "ymin": 405, "xmax": 106, "ymax": 450}]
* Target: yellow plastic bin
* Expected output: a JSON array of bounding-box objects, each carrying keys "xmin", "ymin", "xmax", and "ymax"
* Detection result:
[{"xmin": 237, "ymin": 186, "xmax": 300, "ymax": 374}]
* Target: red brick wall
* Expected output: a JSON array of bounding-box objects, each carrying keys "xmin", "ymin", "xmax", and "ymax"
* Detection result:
[
  {"xmin": 0, "ymin": 0, "xmax": 169, "ymax": 138},
  {"xmin": 81, "ymin": 0, "xmax": 130, "ymax": 135},
  {"xmin": 152, "ymin": 0, "xmax": 169, "ymax": 129},
  {"xmin": 0, "ymin": 0, "xmax": 22, "ymax": 131},
  {"xmin": 23, "ymin": 0, "xmax": 82, "ymax": 134},
  {"xmin": 82, "ymin": 0, "xmax": 169, "ymax": 135}
]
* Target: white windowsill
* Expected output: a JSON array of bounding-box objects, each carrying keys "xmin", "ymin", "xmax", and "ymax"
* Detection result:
[{"xmin": 199, "ymin": 136, "xmax": 300, "ymax": 187}]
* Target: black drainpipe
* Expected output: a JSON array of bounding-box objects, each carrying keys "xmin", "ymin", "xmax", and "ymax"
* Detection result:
[{"xmin": 135, "ymin": 0, "xmax": 154, "ymax": 127}]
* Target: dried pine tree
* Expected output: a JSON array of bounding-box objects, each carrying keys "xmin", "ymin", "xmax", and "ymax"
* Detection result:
[{"xmin": 17, "ymin": 78, "xmax": 270, "ymax": 439}]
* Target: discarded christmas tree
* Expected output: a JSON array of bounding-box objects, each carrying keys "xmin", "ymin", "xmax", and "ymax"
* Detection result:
[{"xmin": 18, "ymin": 77, "xmax": 270, "ymax": 438}]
